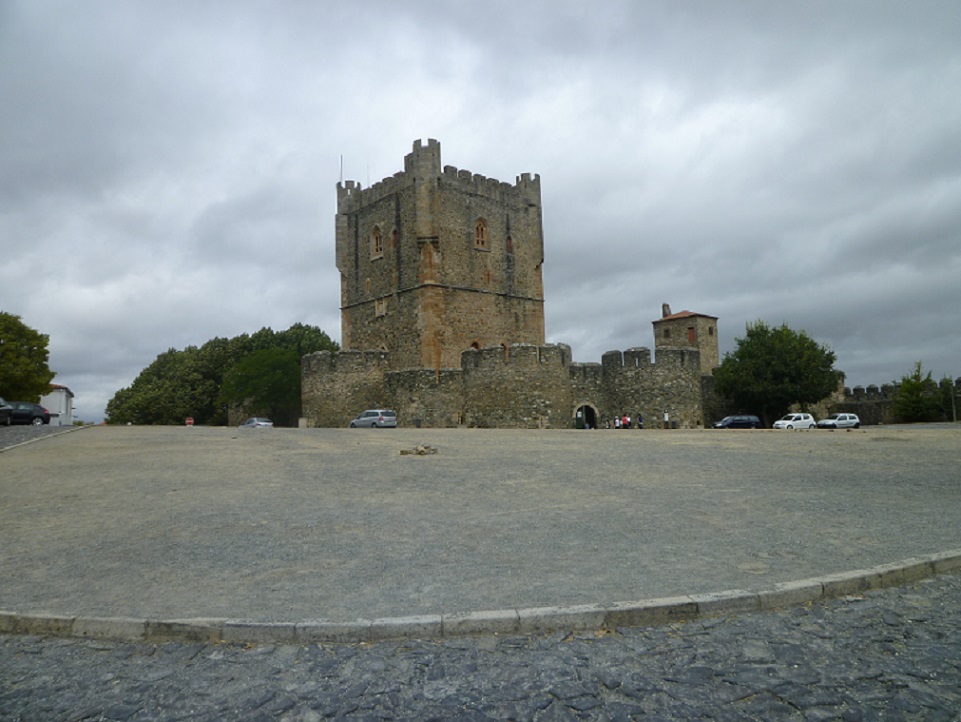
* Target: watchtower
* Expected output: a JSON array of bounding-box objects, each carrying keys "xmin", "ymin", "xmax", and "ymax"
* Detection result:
[
  {"xmin": 652, "ymin": 304, "xmax": 719, "ymax": 375},
  {"xmin": 336, "ymin": 139, "xmax": 545, "ymax": 370}
]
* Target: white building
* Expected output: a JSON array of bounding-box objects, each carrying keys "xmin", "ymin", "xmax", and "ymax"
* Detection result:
[{"xmin": 41, "ymin": 385, "xmax": 74, "ymax": 426}]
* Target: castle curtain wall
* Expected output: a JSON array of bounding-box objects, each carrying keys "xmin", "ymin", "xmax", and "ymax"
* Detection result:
[
  {"xmin": 301, "ymin": 351, "xmax": 390, "ymax": 428},
  {"xmin": 461, "ymin": 344, "xmax": 572, "ymax": 428}
]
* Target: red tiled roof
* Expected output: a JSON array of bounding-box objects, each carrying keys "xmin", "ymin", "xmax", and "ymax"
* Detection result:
[{"xmin": 653, "ymin": 310, "xmax": 718, "ymax": 322}]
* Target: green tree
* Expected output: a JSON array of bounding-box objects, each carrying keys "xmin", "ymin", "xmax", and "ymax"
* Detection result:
[
  {"xmin": 713, "ymin": 320, "xmax": 840, "ymax": 426},
  {"xmin": 105, "ymin": 348, "xmax": 191, "ymax": 425},
  {"xmin": 941, "ymin": 376, "xmax": 958, "ymax": 423},
  {"xmin": 891, "ymin": 362, "xmax": 941, "ymax": 423},
  {"xmin": 105, "ymin": 323, "xmax": 337, "ymax": 425},
  {"xmin": 0, "ymin": 312, "xmax": 56, "ymax": 401},
  {"xmin": 219, "ymin": 348, "xmax": 302, "ymax": 425},
  {"xmin": 274, "ymin": 323, "xmax": 338, "ymax": 356}
]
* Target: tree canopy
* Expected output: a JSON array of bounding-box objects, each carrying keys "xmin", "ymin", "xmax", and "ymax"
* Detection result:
[
  {"xmin": 891, "ymin": 362, "xmax": 942, "ymax": 423},
  {"xmin": 105, "ymin": 323, "xmax": 337, "ymax": 425},
  {"xmin": 0, "ymin": 312, "xmax": 56, "ymax": 401},
  {"xmin": 219, "ymin": 348, "xmax": 302, "ymax": 426},
  {"xmin": 713, "ymin": 320, "xmax": 840, "ymax": 426}
]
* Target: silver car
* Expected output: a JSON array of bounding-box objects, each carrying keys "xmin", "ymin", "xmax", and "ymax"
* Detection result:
[
  {"xmin": 817, "ymin": 413, "xmax": 861, "ymax": 429},
  {"xmin": 240, "ymin": 417, "xmax": 273, "ymax": 428},
  {"xmin": 349, "ymin": 409, "xmax": 397, "ymax": 428}
]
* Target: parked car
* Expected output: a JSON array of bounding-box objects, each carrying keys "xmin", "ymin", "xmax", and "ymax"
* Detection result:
[
  {"xmin": 349, "ymin": 409, "xmax": 397, "ymax": 428},
  {"xmin": 0, "ymin": 397, "xmax": 12, "ymax": 425},
  {"xmin": 8, "ymin": 401, "xmax": 50, "ymax": 425},
  {"xmin": 240, "ymin": 417, "xmax": 273, "ymax": 428},
  {"xmin": 773, "ymin": 413, "xmax": 816, "ymax": 430},
  {"xmin": 712, "ymin": 414, "xmax": 761, "ymax": 429},
  {"xmin": 817, "ymin": 413, "xmax": 861, "ymax": 429}
]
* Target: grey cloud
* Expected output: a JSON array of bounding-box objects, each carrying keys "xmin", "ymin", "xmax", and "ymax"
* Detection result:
[{"xmin": 2, "ymin": 1, "xmax": 960, "ymax": 420}]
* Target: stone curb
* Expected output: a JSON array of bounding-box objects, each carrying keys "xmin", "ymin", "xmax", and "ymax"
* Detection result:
[
  {"xmin": 0, "ymin": 424, "xmax": 87, "ymax": 454},
  {"xmin": 3, "ymin": 550, "xmax": 960, "ymax": 645}
]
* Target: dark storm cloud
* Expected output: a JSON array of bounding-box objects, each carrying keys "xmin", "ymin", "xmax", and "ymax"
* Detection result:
[{"xmin": 1, "ymin": 1, "xmax": 959, "ymax": 421}]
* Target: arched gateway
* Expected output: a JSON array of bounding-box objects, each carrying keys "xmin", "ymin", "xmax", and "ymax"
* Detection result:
[{"xmin": 574, "ymin": 403, "xmax": 598, "ymax": 429}]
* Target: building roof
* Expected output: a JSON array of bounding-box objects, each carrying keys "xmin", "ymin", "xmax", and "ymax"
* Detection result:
[
  {"xmin": 48, "ymin": 384, "xmax": 74, "ymax": 397},
  {"xmin": 653, "ymin": 310, "xmax": 718, "ymax": 323}
]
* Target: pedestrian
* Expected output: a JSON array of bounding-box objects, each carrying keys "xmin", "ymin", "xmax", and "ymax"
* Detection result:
[{"xmin": 637, "ymin": 413, "xmax": 643, "ymax": 429}]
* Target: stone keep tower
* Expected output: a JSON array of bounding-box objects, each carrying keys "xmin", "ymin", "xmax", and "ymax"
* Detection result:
[{"xmin": 336, "ymin": 139, "xmax": 545, "ymax": 370}]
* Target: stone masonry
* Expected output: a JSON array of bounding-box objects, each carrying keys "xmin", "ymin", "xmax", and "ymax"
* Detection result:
[{"xmin": 302, "ymin": 140, "xmax": 719, "ymax": 428}]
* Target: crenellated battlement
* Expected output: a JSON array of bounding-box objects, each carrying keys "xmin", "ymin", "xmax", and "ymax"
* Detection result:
[
  {"xmin": 843, "ymin": 377, "xmax": 958, "ymax": 400},
  {"xmin": 600, "ymin": 346, "xmax": 699, "ymax": 372},
  {"xmin": 336, "ymin": 170, "xmax": 412, "ymax": 214},
  {"xmin": 462, "ymin": 342, "xmax": 571, "ymax": 370},
  {"xmin": 844, "ymin": 378, "xmax": 961, "ymax": 402},
  {"xmin": 441, "ymin": 165, "xmax": 541, "ymax": 206},
  {"xmin": 337, "ymin": 139, "xmax": 541, "ymax": 215},
  {"xmin": 846, "ymin": 384, "xmax": 896, "ymax": 400}
]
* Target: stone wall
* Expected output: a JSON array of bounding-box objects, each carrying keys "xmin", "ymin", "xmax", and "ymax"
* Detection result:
[
  {"xmin": 837, "ymin": 379, "xmax": 961, "ymax": 424},
  {"xmin": 301, "ymin": 350, "xmax": 390, "ymax": 428},
  {"xmin": 595, "ymin": 347, "xmax": 705, "ymax": 428},
  {"xmin": 386, "ymin": 368, "xmax": 464, "ymax": 428},
  {"xmin": 461, "ymin": 344, "xmax": 572, "ymax": 428},
  {"xmin": 301, "ymin": 342, "xmax": 707, "ymax": 429}
]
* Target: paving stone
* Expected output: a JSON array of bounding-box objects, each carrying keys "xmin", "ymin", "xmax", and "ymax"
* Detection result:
[
  {"xmin": 4, "ymin": 426, "xmax": 961, "ymax": 720},
  {"xmin": 3, "ymin": 573, "xmax": 958, "ymax": 719}
]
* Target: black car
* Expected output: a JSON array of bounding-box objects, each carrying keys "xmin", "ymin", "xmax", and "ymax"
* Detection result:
[
  {"xmin": 712, "ymin": 414, "xmax": 761, "ymax": 429},
  {"xmin": 8, "ymin": 402, "xmax": 50, "ymax": 425},
  {"xmin": 0, "ymin": 397, "xmax": 11, "ymax": 425}
]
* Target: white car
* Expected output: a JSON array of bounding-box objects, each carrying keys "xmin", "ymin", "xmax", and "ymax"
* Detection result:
[
  {"xmin": 817, "ymin": 413, "xmax": 861, "ymax": 429},
  {"xmin": 773, "ymin": 413, "xmax": 816, "ymax": 430},
  {"xmin": 240, "ymin": 417, "xmax": 273, "ymax": 428}
]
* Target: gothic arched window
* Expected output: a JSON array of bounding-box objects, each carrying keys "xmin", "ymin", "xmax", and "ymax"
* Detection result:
[{"xmin": 473, "ymin": 218, "xmax": 489, "ymax": 250}]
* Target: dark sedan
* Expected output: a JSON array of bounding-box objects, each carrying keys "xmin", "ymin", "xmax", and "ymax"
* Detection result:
[
  {"xmin": 712, "ymin": 414, "xmax": 762, "ymax": 429},
  {"xmin": 8, "ymin": 402, "xmax": 50, "ymax": 425}
]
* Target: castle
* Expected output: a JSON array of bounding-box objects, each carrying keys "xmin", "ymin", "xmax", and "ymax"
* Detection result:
[{"xmin": 301, "ymin": 139, "xmax": 719, "ymax": 428}]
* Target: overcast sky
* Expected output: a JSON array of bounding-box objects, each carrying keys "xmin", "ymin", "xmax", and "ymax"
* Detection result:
[{"xmin": 2, "ymin": 1, "xmax": 960, "ymax": 422}]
